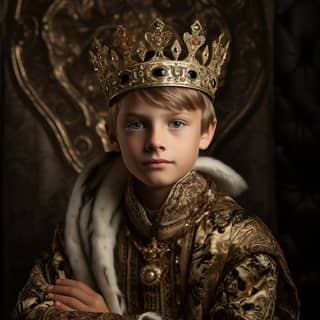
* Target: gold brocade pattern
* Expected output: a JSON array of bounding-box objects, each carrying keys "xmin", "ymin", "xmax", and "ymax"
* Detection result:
[
  {"xmin": 116, "ymin": 171, "xmax": 213, "ymax": 319},
  {"xmin": 44, "ymin": 309, "xmax": 124, "ymax": 320},
  {"xmin": 213, "ymin": 254, "xmax": 278, "ymax": 318},
  {"xmin": 125, "ymin": 171, "xmax": 214, "ymax": 240},
  {"xmin": 114, "ymin": 171, "xmax": 299, "ymax": 320},
  {"xmin": 12, "ymin": 166, "xmax": 299, "ymax": 319},
  {"xmin": 12, "ymin": 225, "xmax": 74, "ymax": 319}
]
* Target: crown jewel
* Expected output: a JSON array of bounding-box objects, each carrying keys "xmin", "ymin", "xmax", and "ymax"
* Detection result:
[{"xmin": 90, "ymin": 18, "xmax": 230, "ymax": 106}]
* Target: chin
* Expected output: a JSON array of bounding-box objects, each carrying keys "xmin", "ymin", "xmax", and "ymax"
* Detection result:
[
  {"xmin": 133, "ymin": 168, "xmax": 189, "ymax": 190},
  {"xmin": 138, "ymin": 175, "xmax": 177, "ymax": 189}
]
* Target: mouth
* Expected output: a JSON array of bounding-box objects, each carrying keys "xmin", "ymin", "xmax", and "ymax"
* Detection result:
[{"xmin": 142, "ymin": 159, "xmax": 173, "ymax": 168}]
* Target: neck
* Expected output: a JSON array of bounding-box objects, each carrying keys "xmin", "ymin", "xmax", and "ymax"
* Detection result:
[{"xmin": 133, "ymin": 180, "xmax": 173, "ymax": 210}]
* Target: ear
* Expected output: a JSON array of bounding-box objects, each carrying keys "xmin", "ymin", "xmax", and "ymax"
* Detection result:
[{"xmin": 199, "ymin": 118, "xmax": 217, "ymax": 150}]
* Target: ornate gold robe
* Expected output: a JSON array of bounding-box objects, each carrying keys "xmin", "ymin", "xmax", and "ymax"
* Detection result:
[{"xmin": 13, "ymin": 155, "xmax": 300, "ymax": 319}]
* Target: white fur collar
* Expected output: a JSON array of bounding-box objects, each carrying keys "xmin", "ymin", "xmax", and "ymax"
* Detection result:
[
  {"xmin": 64, "ymin": 155, "xmax": 247, "ymax": 318},
  {"xmin": 194, "ymin": 156, "xmax": 247, "ymax": 197}
]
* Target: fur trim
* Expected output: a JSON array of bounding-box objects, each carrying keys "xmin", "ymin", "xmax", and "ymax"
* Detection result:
[
  {"xmin": 65, "ymin": 156, "xmax": 128, "ymax": 314},
  {"xmin": 194, "ymin": 156, "xmax": 247, "ymax": 196},
  {"xmin": 65, "ymin": 160, "xmax": 96, "ymax": 287},
  {"xmin": 137, "ymin": 312, "xmax": 162, "ymax": 320},
  {"xmin": 90, "ymin": 158, "xmax": 128, "ymax": 314},
  {"xmin": 64, "ymin": 155, "xmax": 247, "ymax": 315}
]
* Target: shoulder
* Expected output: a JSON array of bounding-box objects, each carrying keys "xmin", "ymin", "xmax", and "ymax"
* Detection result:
[
  {"xmin": 202, "ymin": 191, "xmax": 247, "ymax": 232},
  {"xmin": 198, "ymin": 191, "xmax": 281, "ymax": 260}
]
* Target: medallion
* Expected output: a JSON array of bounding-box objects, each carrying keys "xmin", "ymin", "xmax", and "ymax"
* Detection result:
[
  {"xmin": 130, "ymin": 236, "xmax": 170, "ymax": 286},
  {"xmin": 140, "ymin": 264, "xmax": 162, "ymax": 286}
]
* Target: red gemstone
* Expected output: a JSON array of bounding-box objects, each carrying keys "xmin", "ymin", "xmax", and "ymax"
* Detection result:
[{"xmin": 155, "ymin": 36, "xmax": 162, "ymax": 46}]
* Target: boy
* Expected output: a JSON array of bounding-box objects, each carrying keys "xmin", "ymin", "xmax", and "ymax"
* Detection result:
[{"xmin": 13, "ymin": 19, "xmax": 299, "ymax": 319}]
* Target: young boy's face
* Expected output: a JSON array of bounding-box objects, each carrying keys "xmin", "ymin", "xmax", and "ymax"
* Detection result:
[{"xmin": 115, "ymin": 97, "xmax": 215, "ymax": 192}]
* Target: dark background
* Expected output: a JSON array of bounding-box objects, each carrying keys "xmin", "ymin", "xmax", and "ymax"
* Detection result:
[
  {"xmin": 274, "ymin": 0, "xmax": 320, "ymax": 318},
  {"xmin": 1, "ymin": 0, "xmax": 320, "ymax": 319}
]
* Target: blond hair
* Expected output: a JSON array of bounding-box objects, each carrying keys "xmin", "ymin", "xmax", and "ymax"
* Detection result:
[{"xmin": 106, "ymin": 87, "xmax": 216, "ymax": 141}]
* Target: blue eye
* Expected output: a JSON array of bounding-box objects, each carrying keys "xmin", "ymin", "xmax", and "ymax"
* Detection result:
[
  {"xmin": 127, "ymin": 121, "xmax": 144, "ymax": 129},
  {"xmin": 169, "ymin": 120, "xmax": 185, "ymax": 128}
]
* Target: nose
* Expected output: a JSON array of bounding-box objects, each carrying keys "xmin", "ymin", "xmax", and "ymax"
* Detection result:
[{"xmin": 144, "ymin": 125, "xmax": 166, "ymax": 152}]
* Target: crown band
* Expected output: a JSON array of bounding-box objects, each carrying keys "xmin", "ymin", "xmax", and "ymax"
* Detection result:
[{"xmin": 90, "ymin": 18, "xmax": 229, "ymax": 106}]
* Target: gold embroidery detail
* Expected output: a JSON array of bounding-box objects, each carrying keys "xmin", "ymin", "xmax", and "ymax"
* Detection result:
[{"xmin": 129, "ymin": 235, "xmax": 170, "ymax": 286}]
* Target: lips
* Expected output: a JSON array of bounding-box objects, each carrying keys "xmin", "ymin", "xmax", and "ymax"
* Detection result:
[
  {"xmin": 142, "ymin": 159, "xmax": 173, "ymax": 168},
  {"xmin": 143, "ymin": 159, "xmax": 172, "ymax": 164}
]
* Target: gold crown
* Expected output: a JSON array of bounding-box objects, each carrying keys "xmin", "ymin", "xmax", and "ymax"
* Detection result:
[{"xmin": 90, "ymin": 18, "xmax": 230, "ymax": 106}]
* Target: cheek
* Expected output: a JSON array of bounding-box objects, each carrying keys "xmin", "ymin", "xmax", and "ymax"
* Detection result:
[
  {"xmin": 118, "ymin": 132, "xmax": 142, "ymax": 152},
  {"xmin": 176, "ymin": 130, "xmax": 201, "ymax": 148}
]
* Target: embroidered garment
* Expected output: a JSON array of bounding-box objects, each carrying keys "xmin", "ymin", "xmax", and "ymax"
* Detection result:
[{"xmin": 12, "ymin": 154, "xmax": 300, "ymax": 320}]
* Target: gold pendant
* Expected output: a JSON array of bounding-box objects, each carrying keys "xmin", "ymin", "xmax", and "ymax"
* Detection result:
[
  {"xmin": 140, "ymin": 264, "xmax": 162, "ymax": 286},
  {"xmin": 129, "ymin": 234, "xmax": 170, "ymax": 286}
]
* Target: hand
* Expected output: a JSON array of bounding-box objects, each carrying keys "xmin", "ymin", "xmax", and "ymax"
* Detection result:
[{"xmin": 47, "ymin": 278, "xmax": 110, "ymax": 313}]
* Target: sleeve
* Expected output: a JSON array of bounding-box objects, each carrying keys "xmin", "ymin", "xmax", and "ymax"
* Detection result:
[
  {"xmin": 12, "ymin": 225, "xmax": 159, "ymax": 320},
  {"xmin": 210, "ymin": 253, "xmax": 278, "ymax": 319},
  {"xmin": 12, "ymin": 224, "xmax": 73, "ymax": 319}
]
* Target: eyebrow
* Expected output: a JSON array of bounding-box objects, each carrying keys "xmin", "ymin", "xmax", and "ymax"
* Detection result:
[
  {"xmin": 122, "ymin": 112, "xmax": 147, "ymax": 118},
  {"xmin": 121, "ymin": 110, "xmax": 193, "ymax": 119}
]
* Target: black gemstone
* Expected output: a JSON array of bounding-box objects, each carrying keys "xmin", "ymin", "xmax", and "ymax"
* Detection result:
[
  {"xmin": 187, "ymin": 70, "xmax": 197, "ymax": 79},
  {"xmin": 120, "ymin": 72, "xmax": 130, "ymax": 84},
  {"xmin": 152, "ymin": 67, "xmax": 167, "ymax": 77}
]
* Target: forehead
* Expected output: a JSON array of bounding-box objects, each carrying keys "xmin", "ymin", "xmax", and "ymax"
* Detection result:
[
  {"xmin": 117, "ymin": 87, "xmax": 204, "ymax": 110},
  {"xmin": 117, "ymin": 98, "xmax": 199, "ymax": 118}
]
